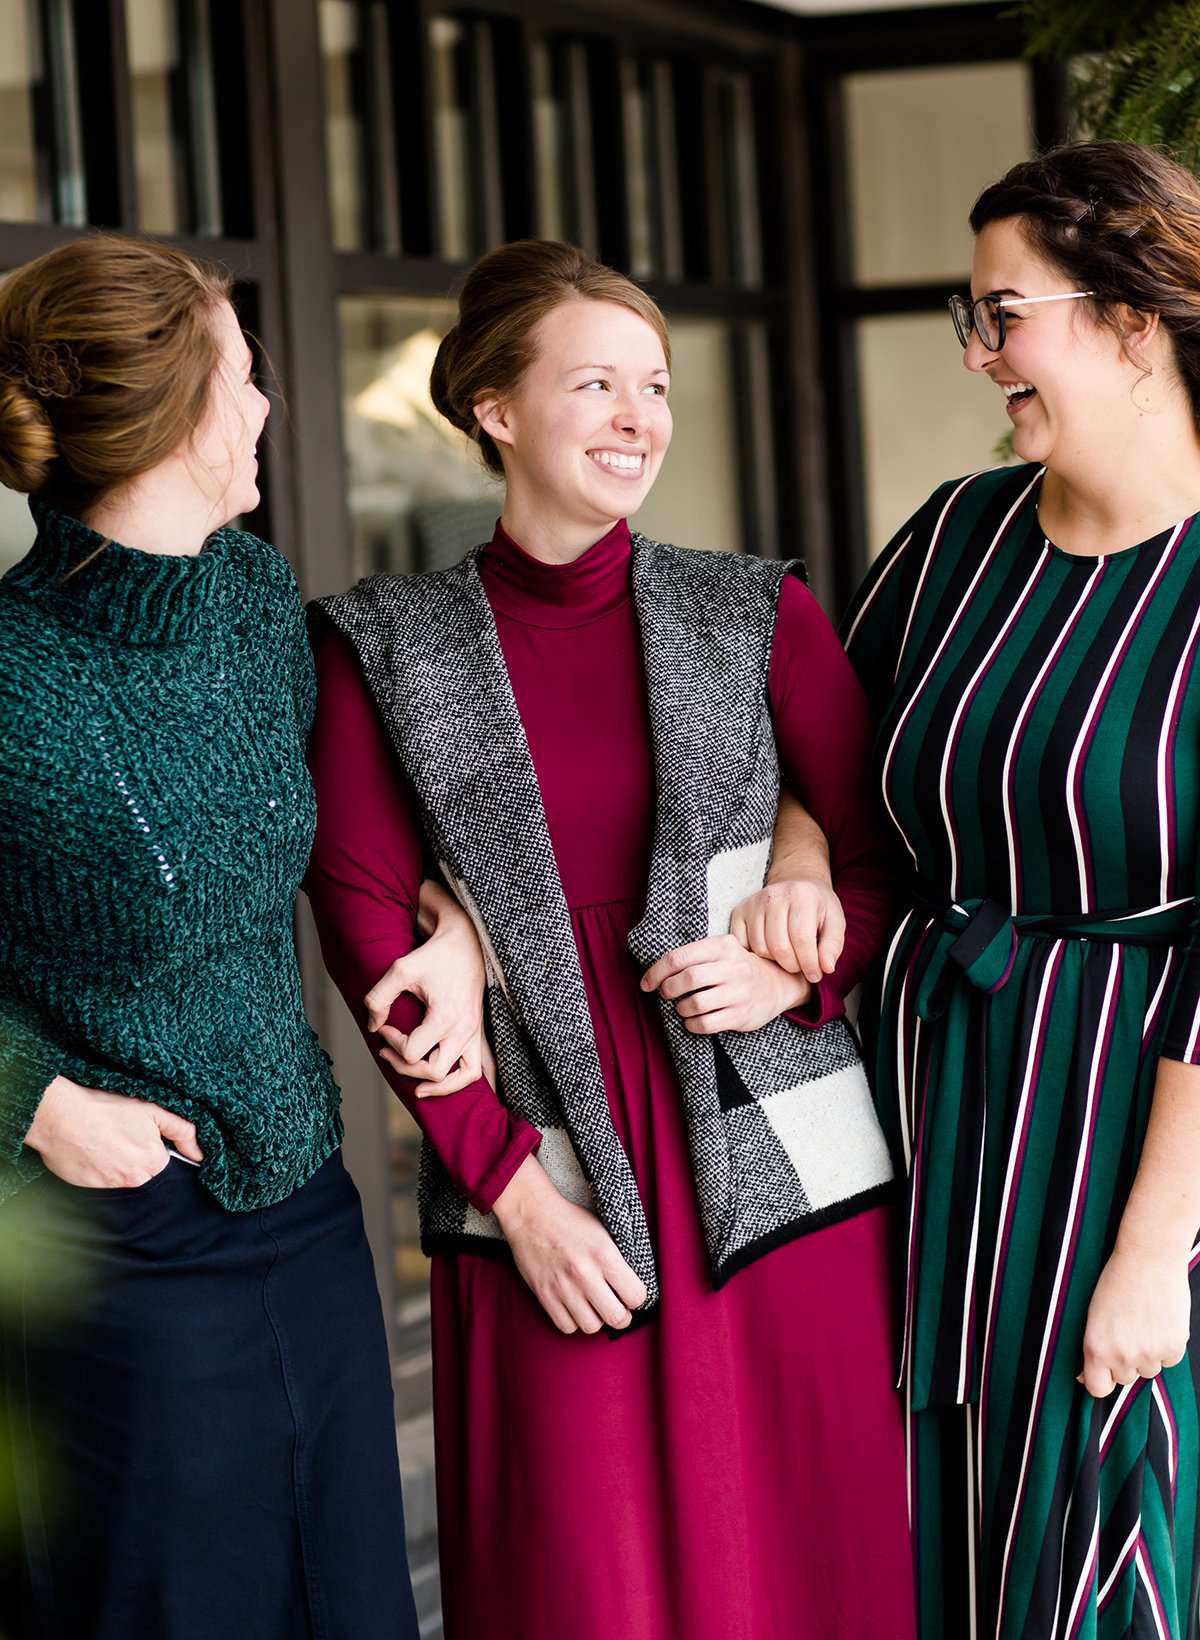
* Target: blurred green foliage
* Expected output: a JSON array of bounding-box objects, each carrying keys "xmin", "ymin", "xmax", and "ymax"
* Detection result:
[{"xmin": 1021, "ymin": 1, "xmax": 1200, "ymax": 165}]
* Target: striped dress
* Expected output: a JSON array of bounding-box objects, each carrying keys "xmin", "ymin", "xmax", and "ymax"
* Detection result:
[{"xmin": 842, "ymin": 462, "xmax": 1200, "ymax": 1640}]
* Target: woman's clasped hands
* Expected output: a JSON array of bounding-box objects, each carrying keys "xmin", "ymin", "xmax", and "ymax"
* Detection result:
[
  {"xmin": 364, "ymin": 879, "xmax": 496, "ymax": 1097},
  {"xmin": 640, "ymin": 877, "xmax": 845, "ymax": 1030}
]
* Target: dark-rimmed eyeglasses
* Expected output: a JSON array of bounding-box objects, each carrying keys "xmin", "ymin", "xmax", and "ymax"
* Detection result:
[{"xmin": 949, "ymin": 290, "xmax": 1096, "ymax": 352}]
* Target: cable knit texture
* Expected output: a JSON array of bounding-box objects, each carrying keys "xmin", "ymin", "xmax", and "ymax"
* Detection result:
[{"xmin": 0, "ymin": 501, "xmax": 342, "ymax": 1209}]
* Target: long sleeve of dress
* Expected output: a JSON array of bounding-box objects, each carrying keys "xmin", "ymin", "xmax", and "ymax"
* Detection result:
[
  {"xmin": 769, "ymin": 575, "xmax": 899, "ymax": 1027},
  {"xmin": 0, "ymin": 992, "xmax": 63, "ymax": 1167},
  {"xmin": 304, "ymin": 632, "xmax": 542, "ymax": 1214}
]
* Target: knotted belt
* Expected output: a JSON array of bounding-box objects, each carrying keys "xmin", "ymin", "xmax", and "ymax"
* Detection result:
[{"xmin": 901, "ymin": 881, "xmax": 1194, "ymax": 1411}]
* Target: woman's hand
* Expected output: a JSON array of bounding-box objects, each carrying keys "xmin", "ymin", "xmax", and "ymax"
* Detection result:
[
  {"xmin": 24, "ymin": 1075, "xmax": 203, "ymax": 1188},
  {"xmin": 492, "ymin": 1155, "xmax": 647, "ymax": 1334},
  {"xmin": 729, "ymin": 879, "xmax": 845, "ymax": 985},
  {"xmin": 640, "ymin": 933, "xmax": 810, "ymax": 1033},
  {"xmin": 364, "ymin": 878, "xmax": 492, "ymax": 1097},
  {"xmin": 1078, "ymin": 1242, "xmax": 1191, "ymax": 1397}
]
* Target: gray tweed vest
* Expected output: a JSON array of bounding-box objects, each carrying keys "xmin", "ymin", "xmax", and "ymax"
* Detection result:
[{"xmin": 318, "ymin": 534, "xmax": 893, "ymax": 1308}]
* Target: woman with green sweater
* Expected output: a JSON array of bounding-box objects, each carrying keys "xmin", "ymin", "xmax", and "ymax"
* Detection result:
[{"xmin": 0, "ymin": 237, "xmax": 419, "ymax": 1639}]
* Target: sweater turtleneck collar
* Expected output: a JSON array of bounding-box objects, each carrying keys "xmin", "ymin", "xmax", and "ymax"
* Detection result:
[
  {"xmin": 5, "ymin": 499, "xmax": 230, "ymax": 645},
  {"xmin": 480, "ymin": 516, "xmax": 633, "ymax": 629}
]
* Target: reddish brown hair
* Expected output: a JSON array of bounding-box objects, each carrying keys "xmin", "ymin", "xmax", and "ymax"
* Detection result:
[
  {"xmin": 0, "ymin": 234, "xmax": 232, "ymax": 510},
  {"xmin": 430, "ymin": 239, "xmax": 671, "ymax": 476}
]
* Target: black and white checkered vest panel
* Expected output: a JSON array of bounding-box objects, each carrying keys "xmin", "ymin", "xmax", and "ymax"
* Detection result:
[{"xmin": 317, "ymin": 534, "xmax": 893, "ymax": 1307}]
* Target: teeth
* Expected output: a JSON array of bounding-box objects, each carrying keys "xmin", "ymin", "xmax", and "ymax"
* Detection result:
[
  {"xmin": 589, "ymin": 450, "xmax": 644, "ymax": 470},
  {"xmin": 1001, "ymin": 382, "xmax": 1035, "ymax": 398}
]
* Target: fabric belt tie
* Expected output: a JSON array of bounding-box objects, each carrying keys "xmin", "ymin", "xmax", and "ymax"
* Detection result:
[{"xmin": 901, "ymin": 881, "xmax": 1193, "ymax": 1412}]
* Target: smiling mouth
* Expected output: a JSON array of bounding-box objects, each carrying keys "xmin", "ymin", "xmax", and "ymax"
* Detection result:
[
  {"xmin": 588, "ymin": 449, "xmax": 645, "ymax": 476},
  {"xmin": 1000, "ymin": 381, "xmax": 1038, "ymax": 412}
]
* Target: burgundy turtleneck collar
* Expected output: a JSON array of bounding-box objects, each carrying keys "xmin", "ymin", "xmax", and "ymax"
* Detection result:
[{"xmin": 480, "ymin": 517, "xmax": 633, "ymax": 629}]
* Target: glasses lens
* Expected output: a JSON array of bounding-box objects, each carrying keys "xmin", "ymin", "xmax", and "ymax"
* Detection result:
[
  {"xmin": 949, "ymin": 297, "xmax": 971, "ymax": 348},
  {"xmin": 976, "ymin": 298, "xmax": 1002, "ymax": 351}
]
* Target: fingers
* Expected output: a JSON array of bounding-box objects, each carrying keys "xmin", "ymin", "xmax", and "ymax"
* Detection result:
[
  {"xmin": 1078, "ymin": 1360, "xmax": 1116, "ymax": 1398},
  {"xmin": 781, "ymin": 900, "xmax": 820, "ymax": 984},
  {"xmin": 682, "ymin": 1007, "xmax": 745, "ymax": 1035},
  {"xmin": 816, "ymin": 898, "xmax": 846, "ymax": 975},
  {"xmin": 404, "ymin": 1002, "xmax": 454, "ymax": 1066},
  {"xmin": 152, "ymin": 1107, "xmax": 203, "ymax": 1162},
  {"xmin": 766, "ymin": 898, "xmax": 804, "ymax": 975},
  {"xmin": 603, "ymin": 1254, "xmax": 648, "ymax": 1314},
  {"xmin": 641, "ymin": 937, "xmax": 730, "ymax": 993},
  {"xmin": 365, "ymin": 956, "xmax": 422, "ymax": 1032}
]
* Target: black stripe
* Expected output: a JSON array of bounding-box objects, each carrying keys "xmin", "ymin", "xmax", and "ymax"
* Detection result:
[
  {"xmin": 1119, "ymin": 541, "xmax": 1200, "ymax": 907},
  {"xmin": 986, "ymin": 945, "xmax": 1114, "ymax": 1627},
  {"xmin": 1020, "ymin": 1391, "xmax": 1092, "ymax": 1638}
]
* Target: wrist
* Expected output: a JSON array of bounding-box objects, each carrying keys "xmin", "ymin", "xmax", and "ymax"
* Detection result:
[
  {"xmin": 24, "ymin": 1074, "xmax": 67, "ymax": 1153},
  {"xmin": 1114, "ymin": 1210, "xmax": 1196, "ymax": 1264},
  {"xmin": 493, "ymin": 1153, "xmax": 551, "ymax": 1233}
]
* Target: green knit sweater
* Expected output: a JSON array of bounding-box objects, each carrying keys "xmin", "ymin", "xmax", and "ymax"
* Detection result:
[{"xmin": 0, "ymin": 502, "xmax": 342, "ymax": 1210}]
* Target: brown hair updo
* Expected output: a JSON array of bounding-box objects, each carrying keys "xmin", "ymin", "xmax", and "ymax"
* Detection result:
[
  {"xmin": 970, "ymin": 141, "xmax": 1200, "ymax": 423},
  {"xmin": 430, "ymin": 239, "xmax": 671, "ymax": 476},
  {"xmin": 0, "ymin": 234, "xmax": 232, "ymax": 511}
]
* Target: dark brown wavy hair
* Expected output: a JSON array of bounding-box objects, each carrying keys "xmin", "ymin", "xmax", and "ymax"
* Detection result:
[{"xmin": 970, "ymin": 142, "xmax": 1200, "ymax": 421}]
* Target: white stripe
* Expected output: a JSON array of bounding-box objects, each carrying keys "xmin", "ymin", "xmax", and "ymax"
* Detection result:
[
  {"xmin": 1096, "ymin": 1520, "xmax": 1139, "ymax": 1609},
  {"xmin": 883, "ymin": 910, "xmax": 928, "ymax": 1175},
  {"xmin": 1135, "ymin": 1543, "xmax": 1170, "ymax": 1640},
  {"xmin": 1185, "ymin": 990, "xmax": 1200, "ymax": 1064},
  {"xmin": 1064, "ymin": 522, "xmax": 1185, "ymax": 912},
  {"xmin": 1002, "ymin": 564, "xmax": 1105, "ymax": 908},
  {"xmin": 995, "ymin": 944, "xmax": 1121, "ymax": 1637},
  {"xmin": 1054, "ymin": 1497, "xmax": 1098, "ymax": 1640},
  {"xmin": 1099, "ymin": 1380, "xmax": 1138, "ymax": 1454},
  {"xmin": 1152, "ymin": 1379, "xmax": 1177, "ymax": 1488},
  {"xmin": 1158, "ymin": 596, "xmax": 1200, "ymax": 900},
  {"xmin": 1143, "ymin": 950, "xmax": 1178, "ymax": 1045},
  {"xmin": 844, "ymin": 529, "xmax": 913, "ymax": 653},
  {"xmin": 896, "ymin": 478, "xmax": 975, "ymax": 680},
  {"xmin": 1110, "ymin": 897, "xmax": 1193, "ymax": 924},
  {"xmin": 939, "ymin": 548, "xmax": 1047, "ymax": 897},
  {"xmin": 979, "ymin": 942, "xmax": 1064, "ymax": 1427},
  {"xmin": 956, "ymin": 1093, "xmax": 988, "ymax": 1402},
  {"xmin": 882, "ymin": 471, "xmax": 1041, "ymax": 870}
]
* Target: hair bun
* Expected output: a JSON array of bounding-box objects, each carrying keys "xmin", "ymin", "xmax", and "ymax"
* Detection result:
[
  {"xmin": 429, "ymin": 325, "xmax": 471, "ymax": 432},
  {"xmin": 0, "ymin": 379, "xmax": 57, "ymax": 494}
]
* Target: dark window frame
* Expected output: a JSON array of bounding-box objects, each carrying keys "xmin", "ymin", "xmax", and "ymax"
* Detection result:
[{"xmin": 803, "ymin": 2, "xmax": 1071, "ymax": 610}]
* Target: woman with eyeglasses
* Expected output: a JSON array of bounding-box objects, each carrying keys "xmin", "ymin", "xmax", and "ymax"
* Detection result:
[{"xmin": 746, "ymin": 140, "xmax": 1200, "ymax": 1638}]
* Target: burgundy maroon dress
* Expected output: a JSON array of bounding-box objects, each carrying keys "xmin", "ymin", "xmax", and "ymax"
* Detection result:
[{"xmin": 304, "ymin": 518, "xmax": 915, "ymax": 1640}]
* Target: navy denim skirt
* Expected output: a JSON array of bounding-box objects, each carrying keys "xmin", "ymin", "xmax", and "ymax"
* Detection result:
[{"xmin": 0, "ymin": 1149, "xmax": 418, "ymax": 1640}]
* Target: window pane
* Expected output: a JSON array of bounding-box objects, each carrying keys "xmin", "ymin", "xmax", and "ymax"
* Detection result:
[
  {"xmin": 321, "ymin": 0, "xmax": 368, "ymax": 250},
  {"xmin": 126, "ymin": 0, "xmax": 221, "ymax": 235},
  {"xmin": 845, "ymin": 62, "xmax": 1032, "ymax": 287},
  {"xmin": 530, "ymin": 38, "xmax": 566, "ymax": 241},
  {"xmin": 632, "ymin": 316, "xmax": 744, "ymax": 554},
  {"xmin": 857, "ymin": 312, "xmax": 1015, "ymax": 558},
  {"xmin": 0, "ymin": 482, "xmax": 32, "ymax": 574},
  {"xmin": 340, "ymin": 294, "xmax": 500, "ymax": 583},
  {"xmin": 716, "ymin": 70, "xmax": 762, "ymax": 289},
  {"xmin": 0, "ymin": 0, "xmax": 43, "ymax": 222},
  {"xmin": 429, "ymin": 15, "xmax": 476, "ymax": 262},
  {"xmin": 126, "ymin": 0, "xmax": 181, "ymax": 233}
]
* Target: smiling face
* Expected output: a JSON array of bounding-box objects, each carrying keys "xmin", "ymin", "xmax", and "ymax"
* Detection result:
[
  {"xmin": 475, "ymin": 296, "xmax": 672, "ymax": 536},
  {"xmin": 188, "ymin": 298, "xmax": 272, "ymax": 526},
  {"xmin": 964, "ymin": 217, "xmax": 1152, "ymax": 470}
]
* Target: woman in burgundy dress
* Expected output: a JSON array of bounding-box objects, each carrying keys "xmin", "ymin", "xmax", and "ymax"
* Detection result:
[{"xmin": 303, "ymin": 240, "xmax": 914, "ymax": 1639}]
